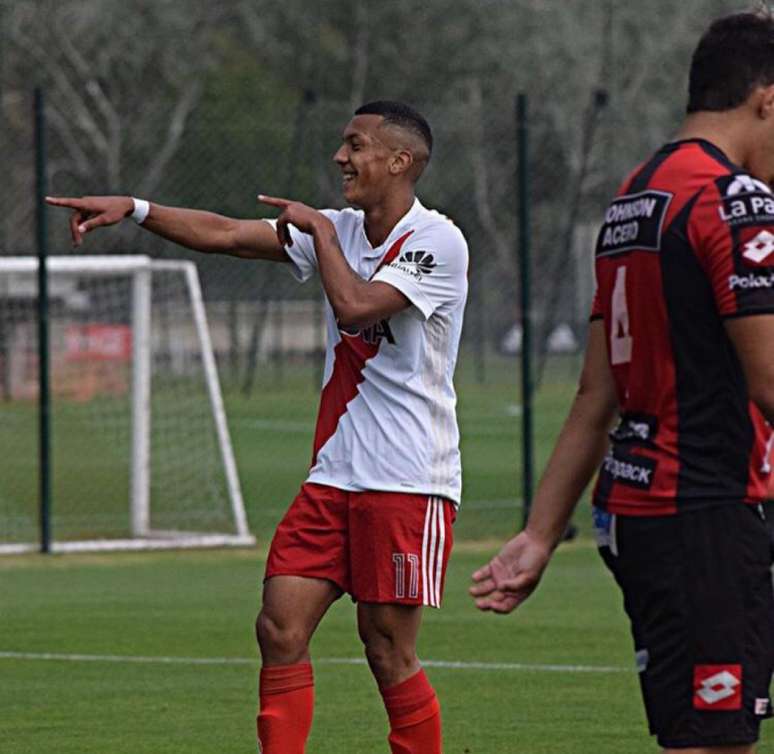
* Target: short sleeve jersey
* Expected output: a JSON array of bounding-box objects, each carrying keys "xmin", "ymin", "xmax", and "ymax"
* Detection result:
[
  {"xmin": 591, "ymin": 139, "xmax": 774, "ymax": 515},
  {"xmin": 275, "ymin": 198, "xmax": 468, "ymax": 504}
]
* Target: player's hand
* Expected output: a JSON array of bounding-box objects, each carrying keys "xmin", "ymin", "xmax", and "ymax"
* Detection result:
[
  {"xmin": 258, "ymin": 194, "xmax": 333, "ymax": 248},
  {"xmin": 45, "ymin": 195, "xmax": 134, "ymax": 247},
  {"xmin": 469, "ymin": 530, "xmax": 553, "ymax": 614}
]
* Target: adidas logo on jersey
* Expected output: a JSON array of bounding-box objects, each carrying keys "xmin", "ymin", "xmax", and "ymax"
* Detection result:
[
  {"xmin": 742, "ymin": 230, "xmax": 774, "ymax": 265},
  {"xmin": 390, "ymin": 250, "xmax": 436, "ymax": 279}
]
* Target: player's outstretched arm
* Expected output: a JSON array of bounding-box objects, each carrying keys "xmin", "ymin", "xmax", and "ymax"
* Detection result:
[
  {"xmin": 470, "ymin": 320, "xmax": 618, "ymax": 614},
  {"xmin": 45, "ymin": 195, "xmax": 288, "ymax": 262}
]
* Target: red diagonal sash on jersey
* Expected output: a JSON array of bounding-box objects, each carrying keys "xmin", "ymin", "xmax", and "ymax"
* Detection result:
[{"xmin": 311, "ymin": 230, "xmax": 414, "ymax": 465}]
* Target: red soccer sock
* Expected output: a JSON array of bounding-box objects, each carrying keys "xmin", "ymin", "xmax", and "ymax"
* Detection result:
[
  {"xmin": 380, "ymin": 669, "xmax": 442, "ymax": 754},
  {"xmin": 257, "ymin": 662, "xmax": 314, "ymax": 754}
]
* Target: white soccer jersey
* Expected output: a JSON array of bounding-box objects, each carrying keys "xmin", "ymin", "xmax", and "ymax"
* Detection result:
[{"xmin": 273, "ymin": 198, "xmax": 468, "ymax": 504}]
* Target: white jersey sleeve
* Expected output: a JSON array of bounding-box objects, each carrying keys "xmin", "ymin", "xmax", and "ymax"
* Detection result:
[
  {"xmin": 371, "ymin": 221, "xmax": 468, "ymax": 320},
  {"xmin": 264, "ymin": 209, "xmax": 340, "ymax": 283}
]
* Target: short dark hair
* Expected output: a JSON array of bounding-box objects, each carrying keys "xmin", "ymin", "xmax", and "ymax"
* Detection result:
[
  {"xmin": 688, "ymin": 10, "xmax": 774, "ymax": 113},
  {"xmin": 355, "ymin": 100, "xmax": 433, "ymax": 155}
]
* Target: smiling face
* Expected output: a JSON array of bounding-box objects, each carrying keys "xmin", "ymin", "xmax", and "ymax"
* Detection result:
[{"xmin": 333, "ymin": 114, "xmax": 405, "ymax": 209}]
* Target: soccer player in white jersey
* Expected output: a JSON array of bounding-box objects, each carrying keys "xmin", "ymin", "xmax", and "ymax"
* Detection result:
[{"xmin": 47, "ymin": 100, "xmax": 469, "ymax": 754}]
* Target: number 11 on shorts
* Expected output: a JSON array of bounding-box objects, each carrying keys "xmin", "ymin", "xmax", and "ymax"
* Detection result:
[{"xmin": 392, "ymin": 553, "xmax": 420, "ymax": 599}]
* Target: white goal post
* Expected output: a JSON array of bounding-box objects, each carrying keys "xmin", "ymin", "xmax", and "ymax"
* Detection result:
[{"xmin": 0, "ymin": 255, "xmax": 254, "ymax": 553}]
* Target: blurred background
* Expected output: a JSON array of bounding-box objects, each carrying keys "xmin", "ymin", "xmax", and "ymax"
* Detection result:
[{"xmin": 0, "ymin": 0, "xmax": 742, "ymax": 548}]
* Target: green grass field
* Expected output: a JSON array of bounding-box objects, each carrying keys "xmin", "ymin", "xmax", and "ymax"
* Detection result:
[
  {"xmin": 2, "ymin": 355, "xmax": 773, "ymax": 751},
  {"xmin": 3, "ymin": 541, "xmax": 773, "ymax": 752},
  {"xmin": 1, "ymin": 354, "xmax": 579, "ymax": 545},
  {"xmin": 0, "ymin": 541, "xmax": 738, "ymax": 753}
]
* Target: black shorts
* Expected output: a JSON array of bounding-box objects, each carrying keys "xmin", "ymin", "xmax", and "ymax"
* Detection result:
[
  {"xmin": 596, "ymin": 503, "xmax": 774, "ymax": 749},
  {"xmin": 763, "ymin": 500, "xmax": 774, "ymax": 558}
]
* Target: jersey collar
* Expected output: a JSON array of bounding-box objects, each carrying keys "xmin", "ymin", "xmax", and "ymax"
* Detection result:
[
  {"xmin": 663, "ymin": 138, "xmax": 736, "ymax": 166},
  {"xmin": 359, "ymin": 198, "xmax": 423, "ymax": 259}
]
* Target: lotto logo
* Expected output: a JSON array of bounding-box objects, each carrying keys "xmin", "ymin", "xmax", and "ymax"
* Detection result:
[
  {"xmin": 693, "ymin": 665, "xmax": 742, "ymax": 710},
  {"xmin": 742, "ymin": 230, "xmax": 774, "ymax": 265}
]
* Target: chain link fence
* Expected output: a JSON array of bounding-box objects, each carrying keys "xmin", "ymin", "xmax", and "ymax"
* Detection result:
[{"xmin": 0, "ymin": 0, "xmax": 737, "ymax": 546}]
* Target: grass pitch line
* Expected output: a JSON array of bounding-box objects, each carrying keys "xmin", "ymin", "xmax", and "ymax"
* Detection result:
[{"xmin": 0, "ymin": 651, "xmax": 629, "ymax": 674}]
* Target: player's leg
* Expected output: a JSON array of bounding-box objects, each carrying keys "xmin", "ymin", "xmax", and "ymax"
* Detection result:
[
  {"xmin": 257, "ymin": 574, "xmax": 342, "ymax": 665},
  {"xmin": 598, "ymin": 504, "xmax": 774, "ymax": 752},
  {"xmin": 357, "ymin": 601, "xmax": 423, "ymax": 686},
  {"xmin": 350, "ymin": 493, "xmax": 455, "ymax": 754},
  {"xmin": 256, "ymin": 483, "xmax": 350, "ymax": 754},
  {"xmin": 357, "ymin": 602, "xmax": 441, "ymax": 754},
  {"xmin": 256, "ymin": 575, "xmax": 341, "ymax": 754}
]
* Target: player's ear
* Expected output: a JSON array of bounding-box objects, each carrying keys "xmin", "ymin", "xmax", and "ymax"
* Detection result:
[
  {"xmin": 389, "ymin": 149, "xmax": 413, "ymax": 176},
  {"xmin": 755, "ymin": 83, "xmax": 774, "ymax": 120}
]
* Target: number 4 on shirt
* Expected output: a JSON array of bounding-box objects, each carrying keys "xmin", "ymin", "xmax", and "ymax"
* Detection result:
[{"xmin": 610, "ymin": 266, "xmax": 633, "ymax": 365}]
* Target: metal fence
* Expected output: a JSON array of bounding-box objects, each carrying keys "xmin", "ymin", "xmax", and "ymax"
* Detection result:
[{"xmin": 0, "ymin": 0, "xmax": 738, "ymax": 546}]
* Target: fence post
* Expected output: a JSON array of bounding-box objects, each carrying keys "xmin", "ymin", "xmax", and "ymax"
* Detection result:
[
  {"xmin": 516, "ymin": 93, "xmax": 533, "ymax": 528},
  {"xmin": 34, "ymin": 87, "xmax": 52, "ymax": 553}
]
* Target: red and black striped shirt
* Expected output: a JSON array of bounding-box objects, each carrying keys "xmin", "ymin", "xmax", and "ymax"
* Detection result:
[{"xmin": 591, "ymin": 138, "xmax": 774, "ymax": 515}]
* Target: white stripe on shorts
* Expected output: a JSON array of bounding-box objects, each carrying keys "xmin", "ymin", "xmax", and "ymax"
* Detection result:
[
  {"xmin": 422, "ymin": 498, "xmax": 432, "ymax": 605},
  {"xmin": 434, "ymin": 497, "xmax": 445, "ymax": 607},
  {"xmin": 421, "ymin": 497, "xmax": 448, "ymax": 608},
  {"xmin": 427, "ymin": 498, "xmax": 438, "ymax": 607}
]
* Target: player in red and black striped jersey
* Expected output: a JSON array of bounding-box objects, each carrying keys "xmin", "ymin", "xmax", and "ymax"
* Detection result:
[
  {"xmin": 472, "ymin": 11, "xmax": 774, "ymax": 753},
  {"xmin": 590, "ymin": 138, "xmax": 773, "ymax": 515}
]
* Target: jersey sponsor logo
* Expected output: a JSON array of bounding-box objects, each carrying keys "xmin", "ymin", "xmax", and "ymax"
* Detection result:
[
  {"xmin": 741, "ymin": 229, "xmax": 774, "ymax": 265},
  {"xmin": 596, "ymin": 190, "xmax": 673, "ymax": 257},
  {"xmin": 693, "ymin": 665, "xmax": 743, "ymax": 711},
  {"xmin": 339, "ymin": 318, "xmax": 396, "ymax": 345},
  {"xmin": 719, "ymin": 195, "xmax": 774, "ymax": 226},
  {"xmin": 755, "ymin": 698, "xmax": 771, "ymax": 716},
  {"xmin": 725, "ymin": 174, "xmax": 772, "ymax": 196},
  {"xmin": 388, "ymin": 249, "xmax": 436, "ymax": 280},
  {"xmin": 601, "ymin": 449, "xmax": 656, "ymax": 490},
  {"xmin": 610, "ymin": 413, "xmax": 658, "ymax": 447},
  {"xmin": 719, "ymin": 175, "xmax": 774, "ymax": 227},
  {"xmin": 727, "ymin": 272, "xmax": 774, "ymax": 290}
]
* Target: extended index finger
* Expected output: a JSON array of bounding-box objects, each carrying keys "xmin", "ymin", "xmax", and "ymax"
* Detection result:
[
  {"xmin": 257, "ymin": 194, "xmax": 291, "ymax": 208},
  {"xmin": 45, "ymin": 196, "xmax": 86, "ymax": 210}
]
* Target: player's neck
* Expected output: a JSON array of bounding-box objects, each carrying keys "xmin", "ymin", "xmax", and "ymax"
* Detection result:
[
  {"xmin": 362, "ymin": 192, "xmax": 416, "ymax": 248},
  {"xmin": 674, "ymin": 111, "xmax": 754, "ymax": 169}
]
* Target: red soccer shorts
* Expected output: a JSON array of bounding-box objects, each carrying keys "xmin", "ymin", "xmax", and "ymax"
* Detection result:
[{"xmin": 265, "ymin": 483, "xmax": 456, "ymax": 607}]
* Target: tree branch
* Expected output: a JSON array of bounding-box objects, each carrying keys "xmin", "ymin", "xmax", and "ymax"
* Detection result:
[
  {"xmin": 137, "ymin": 80, "xmax": 203, "ymax": 196},
  {"xmin": 349, "ymin": 2, "xmax": 369, "ymax": 112},
  {"xmin": 467, "ymin": 77, "xmax": 514, "ymax": 271}
]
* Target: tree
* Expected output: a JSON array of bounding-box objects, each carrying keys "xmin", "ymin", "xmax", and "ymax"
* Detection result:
[{"xmin": 1, "ymin": 0, "xmax": 227, "ymax": 252}]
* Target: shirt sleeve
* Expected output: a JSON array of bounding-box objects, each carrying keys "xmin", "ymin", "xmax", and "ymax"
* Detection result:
[
  {"xmin": 688, "ymin": 175, "xmax": 774, "ymax": 318},
  {"xmin": 264, "ymin": 209, "xmax": 339, "ymax": 284},
  {"xmin": 371, "ymin": 221, "xmax": 468, "ymax": 320}
]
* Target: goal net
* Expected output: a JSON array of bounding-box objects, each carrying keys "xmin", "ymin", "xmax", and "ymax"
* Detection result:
[{"xmin": 0, "ymin": 255, "xmax": 253, "ymax": 553}]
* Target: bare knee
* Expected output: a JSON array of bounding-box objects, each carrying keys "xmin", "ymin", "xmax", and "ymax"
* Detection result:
[
  {"xmin": 360, "ymin": 625, "xmax": 418, "ymax": 687},
  {"xmin": 255, "ymin": 610, "xmax": 310, "ymax": 666}
]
